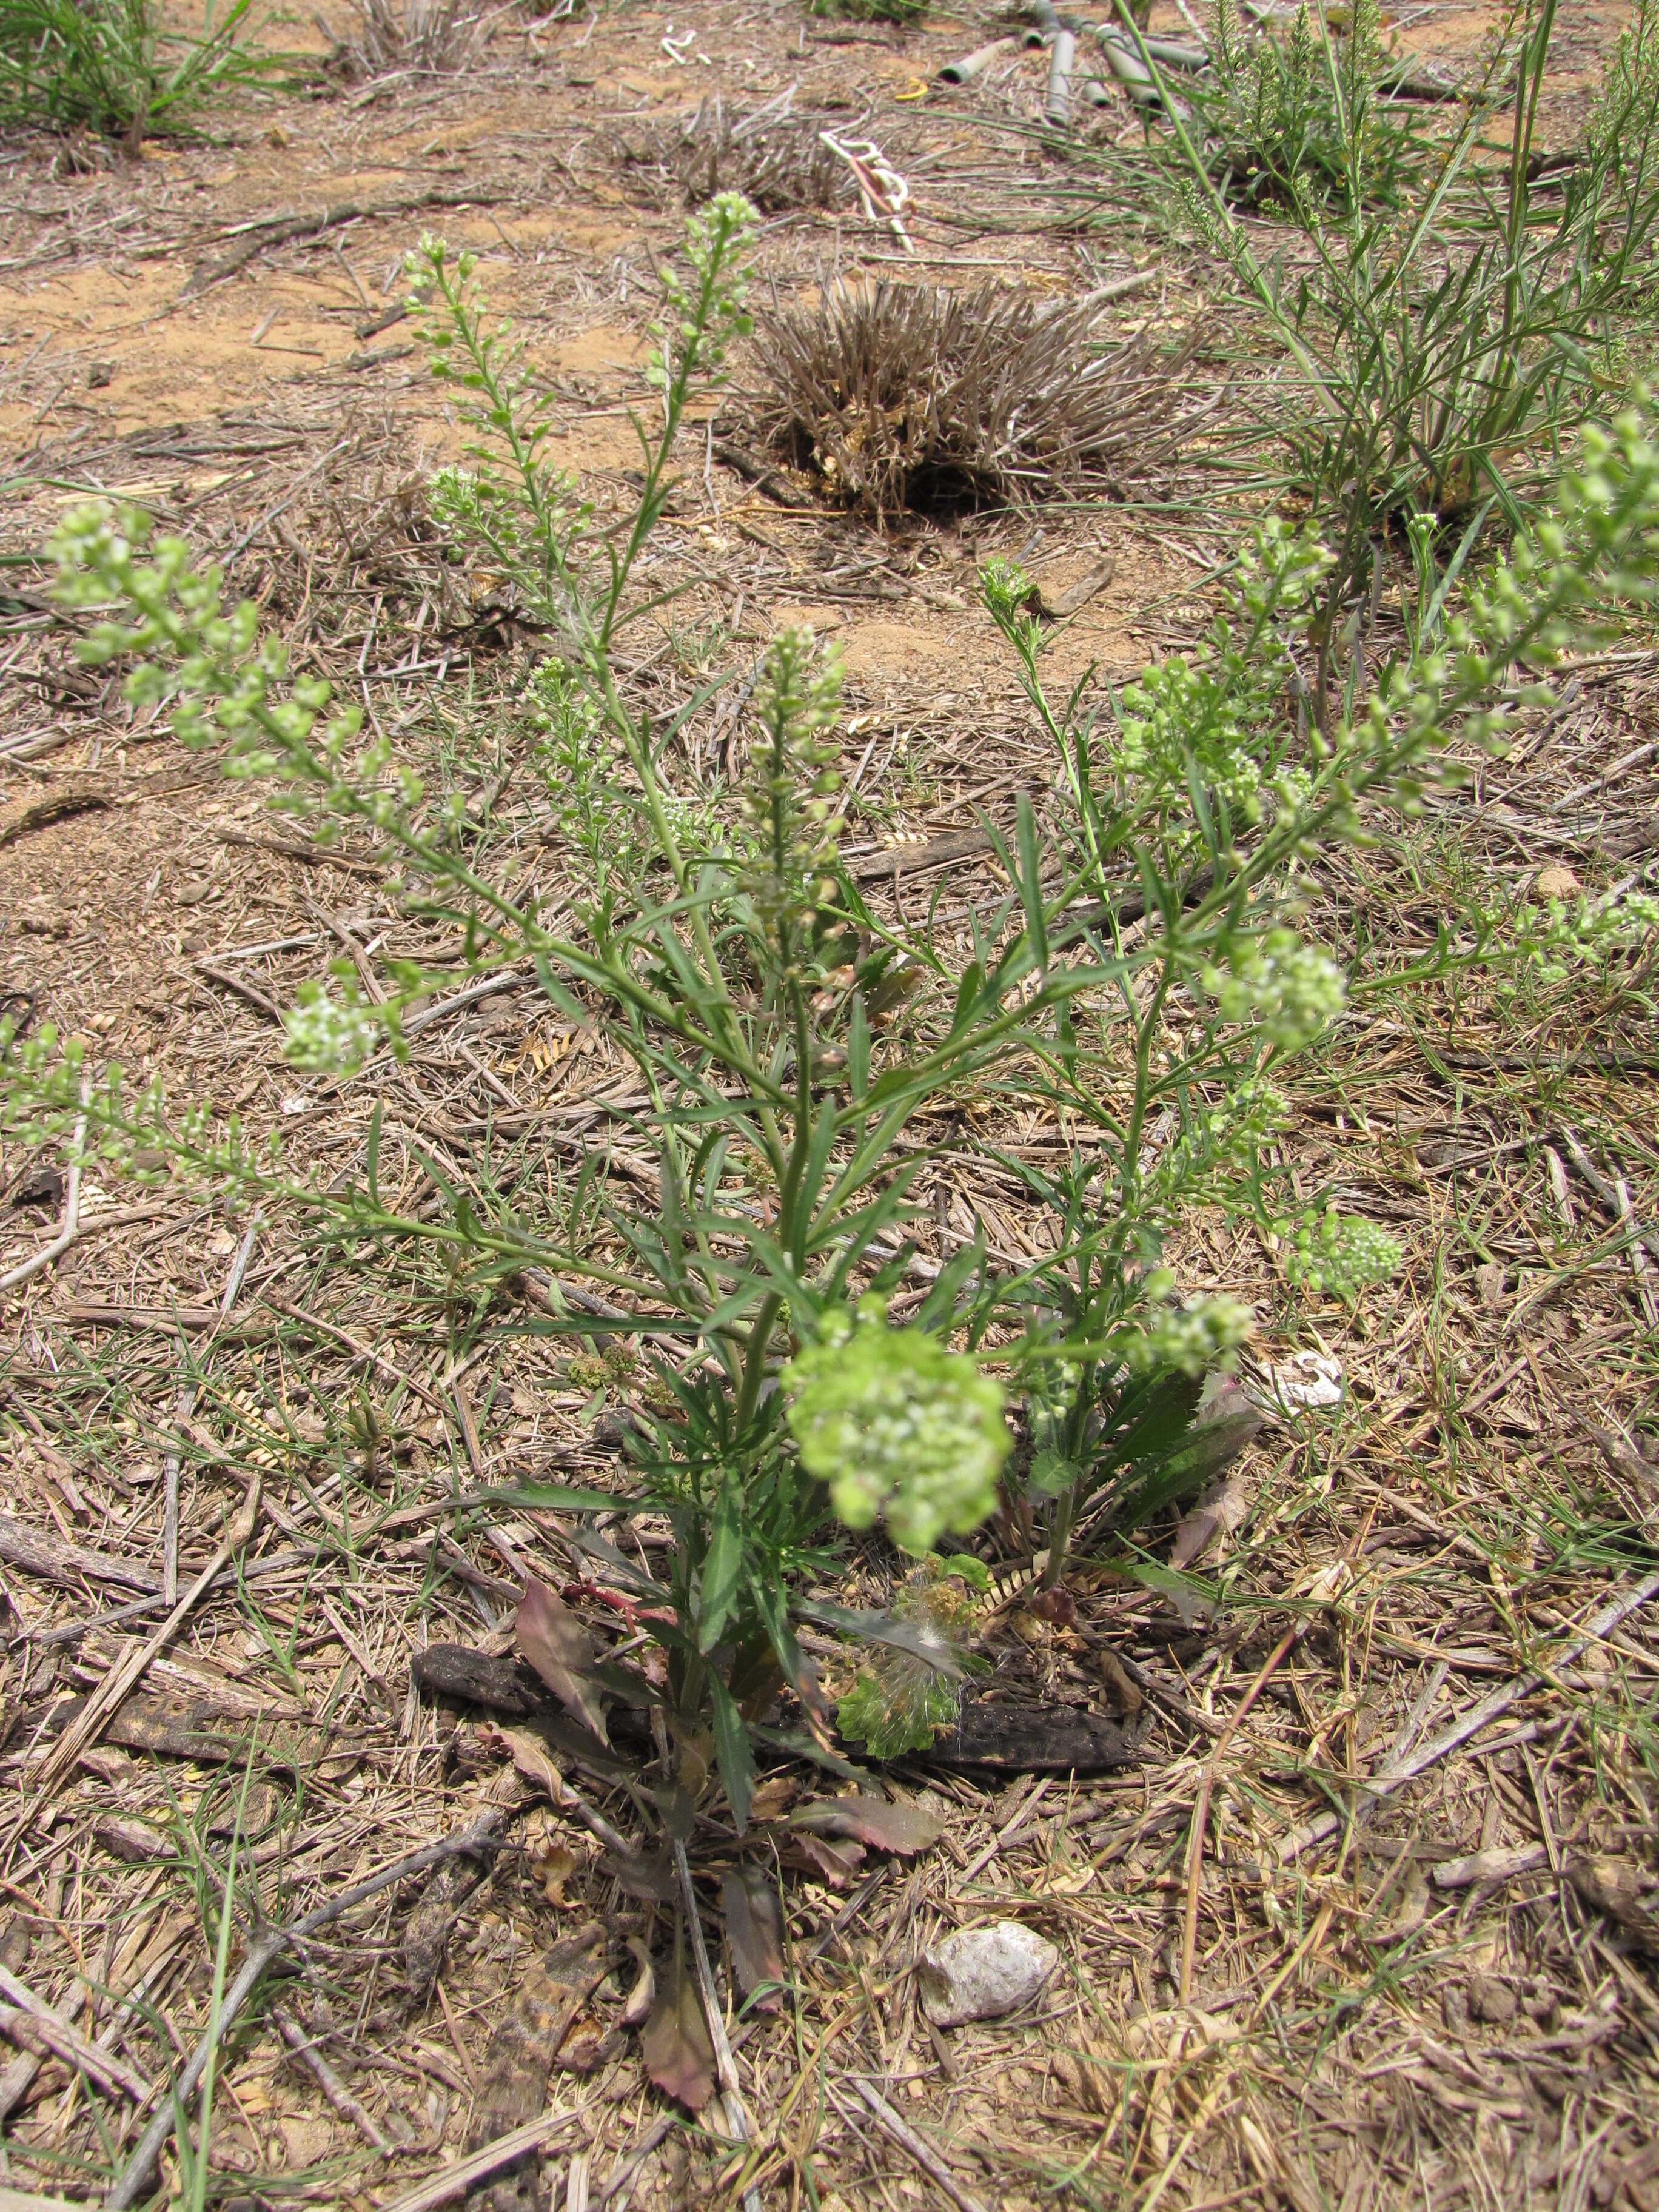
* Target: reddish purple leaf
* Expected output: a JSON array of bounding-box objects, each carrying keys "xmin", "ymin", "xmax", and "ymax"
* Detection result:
[
  {"xmin": 516, "ymin": 1578, "xmax": 609, "ymax": 1745},
  {"xmin": 639, "ymin": 1937, "xmax": 714, "ymax": 2112},
  {"xmin": 722, "ymin": 1866, "xmax": 784, "ymax": 2013},
  {"xmin": 792, "ymin": 1795, "xmax": 945, "ymax": 1855}
]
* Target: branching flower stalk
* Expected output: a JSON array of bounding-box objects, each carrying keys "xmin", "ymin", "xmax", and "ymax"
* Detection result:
[{"xmin": 977, "ymin": 406, "xmax": 1659, "ymax": 1582}]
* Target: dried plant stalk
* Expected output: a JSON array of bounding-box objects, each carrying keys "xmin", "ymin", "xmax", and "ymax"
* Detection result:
[{"xmin": 751, "ymin": 280, "xmax": 1193, "ymax": 520}]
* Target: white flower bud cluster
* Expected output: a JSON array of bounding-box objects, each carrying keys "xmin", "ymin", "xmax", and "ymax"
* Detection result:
[
  {"xmin": 1125, "ymin": 1286, "xmax": 1255, "ymax": 1378},
  {"xmin": 283, "ymin": 985, "xmax": 382, "ymax": 1074},
  {"xmin": 785, "ymin": 1307, "xmax": 1010, "ymax": 1555},
  {"xmin": 1203, "ymin": 928, "xmax": 1347, "ymax": 1049},
  {"xmin": 1279, "ymin": 1206, "xmax": 1401, "ymax": 1299}
]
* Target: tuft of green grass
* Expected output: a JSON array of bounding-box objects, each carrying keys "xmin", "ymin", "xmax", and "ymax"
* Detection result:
[
  {"xmin": 1118, "ymin": 0, "xmax": 1659, "ymax": 711},
  {"xmin": 0, "ymin": 0, "xmax": 294, "ymax": 149},
  {"xmin": 1191, "ymin": 0, "xmax": 1433, "ymax": 215}
]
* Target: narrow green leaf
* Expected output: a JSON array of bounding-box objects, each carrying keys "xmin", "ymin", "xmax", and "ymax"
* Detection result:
[
  {"xmin": 848, "ymin": 990, "xmax": 870, "ymax": 1097},
  {"xmin": 1015, "ymin": 793, "xmax": 1048, "ymax": 973},
  {"xmin": 697, "ymin": 1481, "xmax": 744, "ymax": 1653},
  {"xmin": 950, "ymin": 960, "xmax": 984, "ymax": 1037},
  {"xmin": 709, "ymin": 1674, "xmax": 755, "ymax": 1834}
]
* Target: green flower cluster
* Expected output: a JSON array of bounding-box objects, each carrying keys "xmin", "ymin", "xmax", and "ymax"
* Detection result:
[
  {"xmin": 979, "ymin": 555, "xmax": 1036, "ymax": 633},
  {"xmin": 739, "ymin": 623, "xmax": 845, "ymax": 959},
  {"xmin": 783, "ymin": 1306, "xmax": 1010, "ymax": 1554},
  {"xmin": 1125, "ymin": 1284, "xmax": 1255, "ymax": 1378},
  {"xmin": 648, "ymin": 192, "xmax": 757, "ymax": 398},
  {"xmin": 1144, "ymin": 1078, "xmax": 1290, "ymax": 1216},
  {"xmin": 1111, "ymin": 651, "xmax": 1268, "ymax": 825},
  {"xmin": 1520, "ymin": 889, "xmax": 1659, "ymax": 987},
  {"xmin": 47, "ymin": 504, "xmax": 417, "ymax": 833},
  {"xmin": 283, "ymin": 983, "xmax": 384, "ymax": 1074},
  {"xmin": 1202, "ymin": 928, "xmax": 1347, "ymax": 1050},
  {"xmin": 1110, "ymin": 517, "xmax": 1331, "ymax": 836},
  {"xmin": 1278, "ymin": 1205, "xmax": 1402, "ymax": 1299}
]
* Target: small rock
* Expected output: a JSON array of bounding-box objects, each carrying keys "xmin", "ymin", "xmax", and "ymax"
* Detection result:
[
  {"xmin": 1533, "ymin": 863, "xmax": 1580, "ymax": 902},
  {"xmin": 1468, "ymin": 1970, "xmax": 1517, "ymax": 2025},
  {"xmin": 919, "ymin": 1922, "xmax": 1060, "ymax": 2027}
]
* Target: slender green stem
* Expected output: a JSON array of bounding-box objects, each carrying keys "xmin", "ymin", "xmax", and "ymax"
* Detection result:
[{"xmin": 732, "ymin": 1292, "xmax": 785, "ymax": 1437}]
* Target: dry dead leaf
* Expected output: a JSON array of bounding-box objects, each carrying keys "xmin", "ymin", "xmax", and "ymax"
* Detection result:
[
  {"xmin": 515, "ymin": 1579, "xmax": 609, "ymax": 1744},
  {"xmin": 1170, "ymin": 1475, "xmax": 1251, "ymax": 1571},
  {"xmin": 746, "ymin": 1774, "xmax": 798, "ymax": 1823},
  {"xmin": 722, "ymin": 1864, "xmax": 785, "ymax": 2012},
  {"xmin": 1096, "ymin": 1649, "xmax": 1143, "ymax": 1720},
  {"xmin": 640, "ymin": 1929, "xmax": 715, "ymax": 2112},
  {"xmin": 619, "ymin": 1935, "xmax": 655, "ymax": 2029},
  {"xmin": 790, "ymin": 1830, "xmax": 866, "ymax": 1885},
  {"xmin": 791, "ymin": 1794, "xmax": 945, "ymax": 1854},
  {"xmin": 523, "ymin": 1813, "xmax": 578, "ymax": 1905}
]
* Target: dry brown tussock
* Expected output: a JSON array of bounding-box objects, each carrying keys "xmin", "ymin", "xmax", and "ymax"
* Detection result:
[
  {"xmin": 751, "ymin": 278, "xmax": 1195, "ymax": 521},
  {"xmin": 619, "ymin": 95, "xmax": 853, "ymax": 215}
]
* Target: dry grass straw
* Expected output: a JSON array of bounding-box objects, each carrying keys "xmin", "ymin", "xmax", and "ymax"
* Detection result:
[{"xmin": 751, "ymin": 279, "xmax": 1195, "ymax": 520}]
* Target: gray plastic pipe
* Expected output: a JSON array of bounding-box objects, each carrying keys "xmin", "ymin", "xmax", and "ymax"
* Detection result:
[
  {"xmin": 1044, "ymin": 26, "xmax": 1077, "ymax": 124},
  {"xmin": 1096, "ymin": 26, "xmax": 1190, "ymax": 114},
  {"xmin": 1141, "ymin": 34, "xmax": 1210, "ymax": 69},
  {"xmin": 939, "ymin": 35, "xmax": 1018, "ymax": 83}
]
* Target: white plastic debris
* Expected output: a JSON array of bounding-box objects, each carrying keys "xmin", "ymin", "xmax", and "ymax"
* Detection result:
[
  {"xmin": 1246, "ymin": 1350, "xmax": 1344, "ymax": 1421},
  {"xmin": 919, "ymin": 1923, "xmax": 1061, "ymax": 2026}
]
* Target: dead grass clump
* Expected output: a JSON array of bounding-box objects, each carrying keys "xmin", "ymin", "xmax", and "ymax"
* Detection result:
[
  {"xmin": 322, "ymin": 0, "xmax": 485, "ymax": 79},
  {"xmin": 621, "ymin": 95, "xmax": 851, "ymax": 213},
  {"xmin": 229, "ymin": 447, "xmax": 468, "ymax": 637},
  {"xmin": 752, "ymin": 280, "xmax": 1191, "ymax": 520}
]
